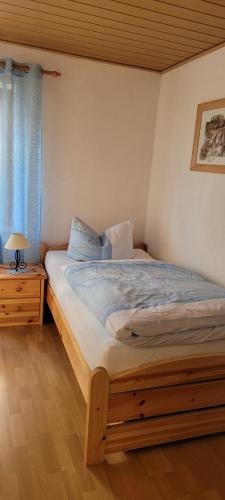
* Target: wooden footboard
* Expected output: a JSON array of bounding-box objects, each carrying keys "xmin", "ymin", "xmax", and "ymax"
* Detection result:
[
  {"xmin": 84, "ymin": 360, "xmax": 225, "ymax": 464},
  {"xmin": 46, "ymin": 282, "xmax": 225, "ymax": 466}
]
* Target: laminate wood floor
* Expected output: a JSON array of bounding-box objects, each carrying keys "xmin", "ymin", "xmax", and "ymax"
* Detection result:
[{"xmin": 1, "ymin": 323, "xmax": 225, "ymax": 500}]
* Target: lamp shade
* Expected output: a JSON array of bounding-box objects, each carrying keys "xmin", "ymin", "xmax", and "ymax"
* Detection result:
[{"xmin": 5, "ymin": 233, "xmax": 30, "ymax": 250}]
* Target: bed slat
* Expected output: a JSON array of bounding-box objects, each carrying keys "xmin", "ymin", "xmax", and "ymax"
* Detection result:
[
  {"xmin": 105, "ymin": 405, "xmax": 225, "ymax": 454},
  {"xmin": 110, "ymin": 355, "xmax": 225, "ymax": 393},
  {"xmin": 108, "ymin": 378, "xmax": 225, "ymax": 423}
]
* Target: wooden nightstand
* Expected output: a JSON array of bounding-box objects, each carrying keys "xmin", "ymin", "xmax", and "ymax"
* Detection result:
[{"xmin": 0, "ymin": 264, "xmax": 47, "ymax": 327}]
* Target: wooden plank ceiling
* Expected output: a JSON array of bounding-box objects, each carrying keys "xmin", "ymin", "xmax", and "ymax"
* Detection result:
[{"xmin": 1, "ymin": 0, "xmax": 225, "ymax": 72}]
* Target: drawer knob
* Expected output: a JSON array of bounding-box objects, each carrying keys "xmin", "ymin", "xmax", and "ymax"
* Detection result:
[{"xmin": 16, "ymin": 286, "xmax": 22, "ymax": 292}]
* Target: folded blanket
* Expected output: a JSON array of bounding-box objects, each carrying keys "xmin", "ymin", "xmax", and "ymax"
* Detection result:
[{"xmin": 63, "ymin": 260, "xmax": 225, "ymax": 347}]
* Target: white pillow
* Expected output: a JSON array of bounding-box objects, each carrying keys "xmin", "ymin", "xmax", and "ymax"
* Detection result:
[{"xmin": 100, "ymin": 220, "xmax": 134, "ymax": 260}]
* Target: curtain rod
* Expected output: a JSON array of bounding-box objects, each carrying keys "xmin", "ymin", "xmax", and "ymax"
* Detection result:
[{"xmin": 0, "ymin": 60, "xmax": 61, "ymax": 77}]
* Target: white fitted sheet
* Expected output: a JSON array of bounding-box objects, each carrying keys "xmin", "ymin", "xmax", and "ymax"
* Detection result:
[{"xmin": 45, "ymin": 250, "xmax": 225, "ymax": 375}]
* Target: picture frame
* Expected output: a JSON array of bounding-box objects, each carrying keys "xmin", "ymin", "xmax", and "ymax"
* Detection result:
[{"xmin": 191, "ymin": 98, "xmax": 225, "ymax": 174}]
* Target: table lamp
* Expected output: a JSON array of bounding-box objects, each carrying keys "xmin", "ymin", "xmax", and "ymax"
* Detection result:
[{"xmin": 5, "ymin": 233, "xmax": 30, "ymax": 272}]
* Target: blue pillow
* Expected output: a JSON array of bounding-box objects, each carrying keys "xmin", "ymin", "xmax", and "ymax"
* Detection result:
[{"xmin": 67, "ymin": 217, "xmax": 102, "ymax": 260}]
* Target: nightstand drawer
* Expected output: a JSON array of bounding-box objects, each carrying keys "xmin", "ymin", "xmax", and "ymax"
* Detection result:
[
  {"xmin": 0, "ymin": 279, "xmax": 40, "ymax": 299},
  {"xmin": 0, "ymin": 316, "xmax": 39, "ymax": 325},
  {"xmin": 0, "ymin": 298, "xmax": 40, "ymax": 314},
  {"xmin": 0, "ymin": 298, "xmax": 40, "ymax": 324}
]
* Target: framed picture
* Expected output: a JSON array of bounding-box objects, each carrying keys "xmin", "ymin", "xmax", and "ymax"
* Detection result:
[{"xmin": 191, "ymin": 98, "xmax": 225, "ymax": 174}]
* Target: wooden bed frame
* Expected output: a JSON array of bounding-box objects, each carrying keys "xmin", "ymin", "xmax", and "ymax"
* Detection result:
[{"xmin": 41, "ymin": 241, "xmax": 225, "ymax": 466}]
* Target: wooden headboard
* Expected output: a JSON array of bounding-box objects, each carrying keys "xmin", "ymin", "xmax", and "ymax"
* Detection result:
[{"xmin": 40, "ymin": 241, "xmax": 147, "ymax": 263}]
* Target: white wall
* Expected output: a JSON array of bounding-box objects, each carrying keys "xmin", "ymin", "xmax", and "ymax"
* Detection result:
[
  {"xmin": 0, "ymin": 41, "xmax": 160, "ymax": 245},
  {"xmin": 145, "ymin": 48, "xmax": 225, "ymax": 285}
]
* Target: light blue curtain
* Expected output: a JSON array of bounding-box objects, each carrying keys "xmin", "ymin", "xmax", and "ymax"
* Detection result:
[{"xmin": 0, "ymin": 58, "xmax": 42, "ymax": 263}]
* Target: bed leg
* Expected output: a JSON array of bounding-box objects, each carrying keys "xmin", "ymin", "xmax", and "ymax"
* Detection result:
[{"xmin": 84, "ymin": 367, "xmax": 109, "ymax": 466}]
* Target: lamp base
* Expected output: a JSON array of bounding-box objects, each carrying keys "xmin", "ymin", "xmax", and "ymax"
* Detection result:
[
  {"xmin": 7, "ymin": 268, "xmax": 30, "ymax": 275},
  {"xmin": 10, "ymin": 250, "xmax": 27, "ymax": 272}
]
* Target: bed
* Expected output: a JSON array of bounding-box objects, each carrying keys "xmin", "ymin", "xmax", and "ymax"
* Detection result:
[{"xmin": 41, "ymin": 242, "xmax": 225, "ymax": 466}]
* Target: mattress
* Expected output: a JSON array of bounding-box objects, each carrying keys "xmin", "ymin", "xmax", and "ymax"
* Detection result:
[{"xmin": 45, "ymin": 250, "xmax": 225, "ymax": 375}]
